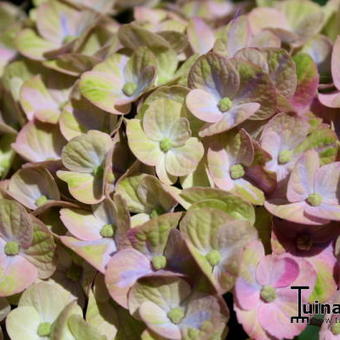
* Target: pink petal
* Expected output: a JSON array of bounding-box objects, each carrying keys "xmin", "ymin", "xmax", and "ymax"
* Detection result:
[
  {"xmin": 256, "ymin": 256, "xmax": 299, "ymax": 288},
  {"xmin": 186, "ymin": 89, "xmax": 222, "ymax": 123},
  {"xmin": 305, "ymin": 204, "xmax": 340, "ymax": 222},
  {"xmin": 199, "ymin": 103, "xmax": 260, "ymax": 137},
  {"xmin": 314, "ymin": 162, "xmax": 340, "ymax": 204},
  {"xmin": 60, "ymin": 208, "xmax": 102, "ymax": 241},
  {"xmin": 287, "ymin": 150, "xmax": 319, "ymax": 202},
  {"xmin": 60, "ymin": 236, "xmax": 116, "ymax": 273},
  {"xmin": 318, "ymin": 91, "xmax": 340, "ymax": 108},
  {"xmin": 258, "ymin": 301, "xmax": 305, "ymax": 339},
  {"xmin": 0, "ymin": 253, "xmax": 38, "ymax": 297},
  {"xmin": 264, "ymin": 201, "xmax": 329, "ymax": 225}
]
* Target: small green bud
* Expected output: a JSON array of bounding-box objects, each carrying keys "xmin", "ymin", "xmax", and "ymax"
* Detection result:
[
  {"xmin": 260, "ymin": 285, "xmax": 276, "ymax": 303},
  {"xmin": 151, "ymin": 255, "xmax": 167, "ymax": 270},
  {"xmin": 188, "ymin": 328, "xmax": 200, "ymax": 339},
  {"xmin": 122, "ymin": 82, "xmax": 137, "ymax": 97},
  {"xmin": 150, "ymin": 209, "xmax": 159, "ymax": 219},
  {"xmin": 160, "ymin": 138, "xmax": 173, "ymax": 153},
  {"xmin": 37, "ymin": 322, "xmax": 52, "ymax": 337},
  {"xmin": 306, "ymin": 193, "xmax": 322, "ymax": 207},
  {"xmin": 230, "ymin": 164, "xmax": 245, "ymax": 179},
  {"xmin": 167, "ymin": 307, "xmax": 185, "ymax": 324},
  {"xmin": 206, "ymin": 249, "xmax": 221, "ymax": 267},
  {"xmin": 4, "ymin": 241, "xmax": 20, "ymax": 256},
  {"xmin": 278, "ymin": 150, "xmax": 293, "ymax": 164},
  {"xmin": 100, "ymin": 224, "xmax": 115, "ymax": 238},
  {"xmin": 217, "ymin": 97, "xmax": 232, "ymax": 112},
  {"xmin": 35, "ymin": 195, "xmax": 48, "ymax": 207},
  {"xmin": 331, "ymin": 322, "xmax": 340, "ymax": 335}
]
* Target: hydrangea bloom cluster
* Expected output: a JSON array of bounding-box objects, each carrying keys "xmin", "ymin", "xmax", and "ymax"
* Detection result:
[{"xmin": 0, "ymin": 0, "xmax": 339, "ymax": 339}]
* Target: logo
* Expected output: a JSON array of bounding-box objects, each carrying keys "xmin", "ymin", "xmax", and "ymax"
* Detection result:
[{"xmin": 291, "ymin": 286, "xmax": 340, "ymax": 324}]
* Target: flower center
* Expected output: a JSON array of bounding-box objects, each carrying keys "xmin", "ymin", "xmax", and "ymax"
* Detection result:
[
  {"xmin": 217, "ymin": 97, "xmax": 232, "ymax": 112},
  {"xmin": 306, "ymin": 193, "xmax": 322, "ymax": 207},
  {"xmin": 296, "ymin": 234, "xmax": 312, "ymax": 251},
  {"xmin": 4, "ymin": 241, "xmax": 20, "ymax": 256},
  {"xmin": 278, "ymin": 150, "xmax": 293, "ymax": 164},
  {"xmin": 230, "ymin": 164, "xmax": 245, "ymax": 179},
  {"xmin": 206, "ymin": 249, "xmax": 221, "ymax": 267},
  {"xmin": 99, "ymin": 224, "xmax": 115, "ymax": 238},
  {"xmin": 160, "ymin": 138, "xmax": 173, "ymax": 153},
  {"xmin": 37, "ymin": 322, "xmax": 52, "ymax": 337},
  {"xmin": 260, "ymin": 285, "xmax": 276, "ymax": 303},
  {"xmin": 151, "ymin": 255, "xmax": 167, "ymax": 270},
  {"xmin": 35, "ymin": 195, "xmax": 48, "ymax": 207},
  {"xmin": 122, "ymin": 82, "xmax": 137, "ymax": 97},
  {"xmin": 331, "ymin": 322, "xmax": 340, "ymax": 335},
  {"xmin": 167, "ymin": 307, "xmax": 184, "ymax": 324}
]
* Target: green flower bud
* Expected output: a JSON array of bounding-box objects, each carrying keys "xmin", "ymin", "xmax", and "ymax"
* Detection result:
[
  {"xmin": 331, "ymin": 322, "xmax": 340, "ymax": 335},
  {"xmin": 37, "ymin": 322, "xmax": 52, "ymax": 337},
  {"xmin": 167, "ymin": 307, "xmax": 185, "ymax": 324},
  {"xmin": 217, "ymin": 97, "xmax": 232, "ymax": 112},
  {"xmin": 260, "ymin": 285, "xmax": 276, "ymax": 303},
  {"xmin": 278, "ymin": 150, "xmax": 293, "ymax": 164},
  {"xmin": 35, "ymin": 195, "xmax": 48, "ymax": 207},
  {"xmin": 188, "ymin": 328, "xmax": 200, "ymax": 339},
  {"xmin": 4, "ymin": 241, "xmax": 20, "ymax": 256},
  {"xmin": 160, "ymin": 138, "xmax": 173, "ymax": 153},
  {"xmin": 100, "ymin": 224, "xmax": 115, "ymax": 238},
  {"xmin": 122, "ymin": 82, "xmax": 137, "ymax": 97},
  {"xmin": 307, "ymin": 193, "xmax": 322, "ymax": 207},
  {"xmin": 230, "ymin": 164, "xmax": 245, "ymax": 179},
  {"xmin": 151, "ymin": 255, "xmax": 167, "ymax": 270},
  {"xmin": 206, "ymin": 249, "xmax": 221, "ymax": 267}
]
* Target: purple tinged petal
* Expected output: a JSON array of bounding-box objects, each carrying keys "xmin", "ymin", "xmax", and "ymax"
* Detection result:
[
  {"xmin": 305, "ymin": 204, "xmax": 340, "ymax": 222},
  {"xmin": 188, "ymin": 52, "xmax": 240, "ymax": 99},
  {"xmin": 105, "ymin": 248, "xmax": 152, "ymax": 308},
  {"xmin": 187, "ymin": 17, "xmax": 215, "ymax": 55}
]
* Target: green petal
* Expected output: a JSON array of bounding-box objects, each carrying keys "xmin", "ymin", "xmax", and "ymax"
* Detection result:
[
  {"xmin": 165, "ymin": 138, "xmax": 204, "ymax": 177},
  {"xmin": 61, "ymin": 130, "xmax": 113, "ymax": 173},
  {"xmin": 126, "ymin": 119, "xmax": 163, "ymax": 167},
  {"xmin": 23, "ymin": 217, "xmax": 56, "ymax": 279},
  {"xmin": 57, "ymin": 171, "xmax": 103, "ymax": 204},
  {"xmin": 16, "ymin": 29, "xmax": 58, "ymax": 60}
]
